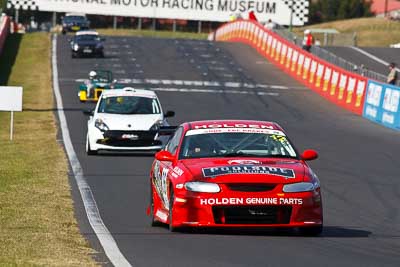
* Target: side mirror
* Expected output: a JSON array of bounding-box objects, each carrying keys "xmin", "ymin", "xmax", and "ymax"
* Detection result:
[
  {"xmin": 164, "ymin": 110, "xmax": 175, "ymax": 118},
  {"xmin": 101, "ymin": 37, "xmax": 106, "ymax": 42},
  {"xmin": 83, "ymin": 109, "xmax": 94, "ymax": 116},
  {"xmin": 301, "ymin": 149, "xmax": 318, "ymax": 161},
  {"xmin": 155, "ymin": 150, "xmax": 175, "ymax": 162}
]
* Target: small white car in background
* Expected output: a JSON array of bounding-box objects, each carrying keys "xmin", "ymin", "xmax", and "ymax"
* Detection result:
[{"xmin": 85, "ymin": 87, "xmax": 175, "ymax": 155}]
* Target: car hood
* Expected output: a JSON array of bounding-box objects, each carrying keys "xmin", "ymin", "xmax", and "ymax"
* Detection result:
[
  {"xmin": 180, "ymin": 158, "xmax": 306, "ymax": 184},
  {"xmin": 95, "ymin": 113, "xmax": 162, "ymax": 131}
]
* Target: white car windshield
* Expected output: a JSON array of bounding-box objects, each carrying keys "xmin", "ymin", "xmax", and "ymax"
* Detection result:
[
  {"xmin": 98, "ymin": 96, "xmax": 161, "ymax": 115},
  {"xmin": 76, "ymin": 35, "xmax": 100, "ymax": 42},
  {"xmin": 179, "ymin": 128, "xmax": 298, "ymax": 159}
]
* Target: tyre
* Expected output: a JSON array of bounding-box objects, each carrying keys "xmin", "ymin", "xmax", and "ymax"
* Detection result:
[
  {"xmin": 298, "ymin": 225, "xmax": 323, "ymax": 236},
  {"xmin": 99, "ymin": 51, "xmax": 105, "ymax": 58},
  {"xmin": 62, "ymin": 29, "xmax": 66, "ymax": 35},
  {"xmin": 150, "ymin": 184, "xmax": 162, "ymax": 227},
  {"xmin": 71, "ymin": 52, "xmax": 77, "ymax": 58},
  {"xmin": 86, "ymin": 135, "xmax": 97, "ymax": 155},
  {"xmin": 168, "ymin": 188, "xmax": 178, "ymax": 232}
]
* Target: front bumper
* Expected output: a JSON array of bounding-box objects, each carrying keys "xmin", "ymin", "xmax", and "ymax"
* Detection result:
[
  {"xmin": 165, "ymin": 185, "xmax": 323, "ymax": 228},
  {"xmin": 89, "ymin": 129, "xmax": 165, "ymax": 151},
  {"xmin": 63, "ymin": 25, "xmax": 89, "ymax": 32},
  {"xmin": 72, "ymin": 47, "xmax": 103, "ymax": 56}
]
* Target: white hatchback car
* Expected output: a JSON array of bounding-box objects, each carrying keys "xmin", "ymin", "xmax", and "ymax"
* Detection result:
[{"xmin": 85, "ymin": 87, "xmax": 175, "ymax": 155}]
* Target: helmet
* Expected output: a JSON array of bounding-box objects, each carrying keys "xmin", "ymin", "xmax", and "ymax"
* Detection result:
[
  {"xmin": 89, "ymin": 71, "xmax": 97, "ymax": 78},
  {"xmin": 304, "ymin": 29, "xmax": 311, "ymax": 34}
]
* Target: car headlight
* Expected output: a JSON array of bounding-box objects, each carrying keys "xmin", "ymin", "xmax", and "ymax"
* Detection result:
[
  {"xmin": 185, "ymin": 182, "xmax": 220, "ymax": 193},
  {"xmin": 149, "ymin": 120, "xmax": 164, "ymax": 131},
  {"xmin": 73, "ymin": 44, "xmax": 79, "ymax": 51},
  {"xmin": 94, "ymin": 119, "xmax": 109, "ymax": 132},
  {"xmin": 283, "ymin": 181, "xmax": 320, "ymax": 193}
]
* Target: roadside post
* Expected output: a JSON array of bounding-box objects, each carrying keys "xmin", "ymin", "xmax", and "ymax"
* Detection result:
[{"xmin": 0, "ymin": 86, "xmax": 23, "ymax": 141}]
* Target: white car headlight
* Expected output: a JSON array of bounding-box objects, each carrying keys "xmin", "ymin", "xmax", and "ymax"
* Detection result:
[
  {"xmin": 149, "ymin": 120, "xmax": 164, "ymax": 131},
  {"xmin": 73, "ymin": 44, "xmax": 79, "ymax": 51},
  {"xmin": 94, "ymin": 119, "xmax": 109, "ymax": 132},
  {"xmin": 185, "ymin": 182, "xmax": 220, "ymax": 193},
  {"xmin": 283, "ymin": 181, "xmax": 320, "ymax": 193}
]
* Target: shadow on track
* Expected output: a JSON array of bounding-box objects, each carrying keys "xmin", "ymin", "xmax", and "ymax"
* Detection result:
[
  {"xmin": 0, "ymin": 34, "xmax": 22, "ymax": 85},
  {"xmin": 165, "ymin": 226, "xmax": 371, "ymax": 238},
  {"xmin": 99, "ymin": 225, "xmax": 371, "ymax": 238}
]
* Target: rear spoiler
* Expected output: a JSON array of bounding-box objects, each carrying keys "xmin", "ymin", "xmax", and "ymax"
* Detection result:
[{"xmin": 158, "ymin": 126, "xmax": 178, "ymax": 136}]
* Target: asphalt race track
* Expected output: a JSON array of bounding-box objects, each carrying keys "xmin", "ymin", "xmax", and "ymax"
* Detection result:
[
  {"xmin": 325, "ymin": 46, "xmax": 400, "ymax": 76},
  {"xmin": 56, "ymin": 35, "xmax": 400, "ymax": 267}
]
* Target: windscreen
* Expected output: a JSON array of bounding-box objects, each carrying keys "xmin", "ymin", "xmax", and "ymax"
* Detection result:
[
  {"xmin": 76, "ymin": 35, "xmax": 100, "ymax": 42},
  {"xmin": 179, "ymin": 128, "xmax": 298, "ymax": 159},
  {"xmin": 98, "ymin": 96, "xmax": 161, "ymax": 115},
  {"xmin": 64, "ymin": 16, "xmax": 86, "ymax": 22}
]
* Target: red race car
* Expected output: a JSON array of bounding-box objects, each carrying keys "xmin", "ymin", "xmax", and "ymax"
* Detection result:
[{"xmin": 149, "ymin": 120, "xmax": 323, "ymax": 235}]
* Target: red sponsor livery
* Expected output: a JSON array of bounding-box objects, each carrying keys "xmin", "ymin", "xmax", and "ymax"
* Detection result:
[{"xmin": 149, "ymin": 120, "xmax": 323, "ymax": 235}]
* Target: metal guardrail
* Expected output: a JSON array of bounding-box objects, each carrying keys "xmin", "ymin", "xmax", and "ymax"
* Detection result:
[{"xmin": 273, "ymin": 26, "xmax": 400, "ymax": 87}]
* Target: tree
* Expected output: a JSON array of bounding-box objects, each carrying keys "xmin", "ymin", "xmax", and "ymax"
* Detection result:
[
  {"xmin": 0, "ymin": 0, "xmax": 7, "ymax": 12},
  {"xmin": 309, "ymin": 0, "xmax": 373, "ymax": 24}
]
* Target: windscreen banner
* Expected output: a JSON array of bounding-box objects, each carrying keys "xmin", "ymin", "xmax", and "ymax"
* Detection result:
[
  {"xmin": 363, "ymin": 80, "xmax": 400, "ymax": 130},
  {"xmin": 6, "ymin": 0, "xmax": 309, "ymax": 25}
]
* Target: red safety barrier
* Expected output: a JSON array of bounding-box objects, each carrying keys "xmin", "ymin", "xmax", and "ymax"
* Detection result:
[
  {"xmin": 0, "ymin": 16, "xmax": 10, "ymax": 56},
  {"xmin": 212, "ymin": 20, "xmax": 367, "ymax": 115}
]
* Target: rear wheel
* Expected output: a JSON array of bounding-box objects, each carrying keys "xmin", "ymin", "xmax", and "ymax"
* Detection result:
[
  {"xmin": 298, "ymin": 225, "xmax": 323, "ymax": 236},
  {"xmin": 86, "ymin": 135, "xmax": 97, "ymax": 156}
]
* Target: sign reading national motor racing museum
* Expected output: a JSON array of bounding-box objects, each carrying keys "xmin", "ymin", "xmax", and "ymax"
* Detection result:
[{"xmin": 7, "ymin": 0, "xmax": 309, "ymax": 25}]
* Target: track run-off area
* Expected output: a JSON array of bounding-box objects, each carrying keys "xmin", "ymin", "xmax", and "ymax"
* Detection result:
[{"xmin": 54, "ymin": 34, "xmax": 400, "ymax": 267}]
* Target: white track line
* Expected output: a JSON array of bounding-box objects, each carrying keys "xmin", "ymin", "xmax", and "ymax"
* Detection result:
[
  {"xmin": 52, "ymin": 35, "xmax": 132, "ymax": 267},
  {"xmin": 146, "ymin": 87, "xmax": 279, "ymax": 96},
  {"xmin": 350, "ymin": 46, "xmax": 400, "ymax": 72},
  {"xmin": 72, "ymin": 78, "xmax": 301, "ymax": 90}
]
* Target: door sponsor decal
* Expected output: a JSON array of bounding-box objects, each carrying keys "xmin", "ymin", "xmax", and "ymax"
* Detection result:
[{"xmin": 202, "ymin": 165, "xmax": 295, "ymax": 179}]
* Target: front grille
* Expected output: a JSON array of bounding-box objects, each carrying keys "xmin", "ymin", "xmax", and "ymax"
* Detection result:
[
  {"xmin": 212, "ymin": 206, "xmax": 292, "ymax": 225},
  {"xmin": 226, "ymin": 183, "xmax": 276, "ymax": 192},
  {"xmin": 98, "ymin": 139, "xmax": 162, "ymax": 147},
  {"xmin": 98, "ymin": 130, "xmax": 160, "ymax": 147}
]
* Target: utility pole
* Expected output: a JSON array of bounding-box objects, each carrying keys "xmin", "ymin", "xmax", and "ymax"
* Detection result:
[
  {"xmin": 384, "ymin": 0, "xmax": 389, "ymax": 17},
  {"xmin": 289, "ymin": 0, "xmax": 293, "ymax": 32}
]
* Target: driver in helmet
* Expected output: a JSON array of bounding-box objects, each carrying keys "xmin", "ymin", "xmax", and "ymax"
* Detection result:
[{"xmin": 86, "ymin": 71, "xmax": 97, "ymax": 98}]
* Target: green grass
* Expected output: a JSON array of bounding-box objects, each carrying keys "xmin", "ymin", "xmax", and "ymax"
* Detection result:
[
  {"xmin": 0, "ymin": 33, "xmax": 97, "ymax": 266},
  {"xmin": 296, "ymin": 17, "xmax": 400, "ymax": 47},
  {"xmin": 97, "ymin": 28, "xmax": 208, "ymax": 39}
]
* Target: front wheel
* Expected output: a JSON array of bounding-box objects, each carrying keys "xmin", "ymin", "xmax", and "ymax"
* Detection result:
[
  {"xmin": 298, "ymin": 225, "xmax": 323, "ymax": 236},
  {"xmin": 168, "ymin": 188, "xmax": 178, "ymax": 232},
  {"xmin": 86, "ymin": 135, "xmax": 97, "ymax": 155},
  {"xmin": 150, "ymin": 185, "xmax": 162, "ymax": 227}
]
